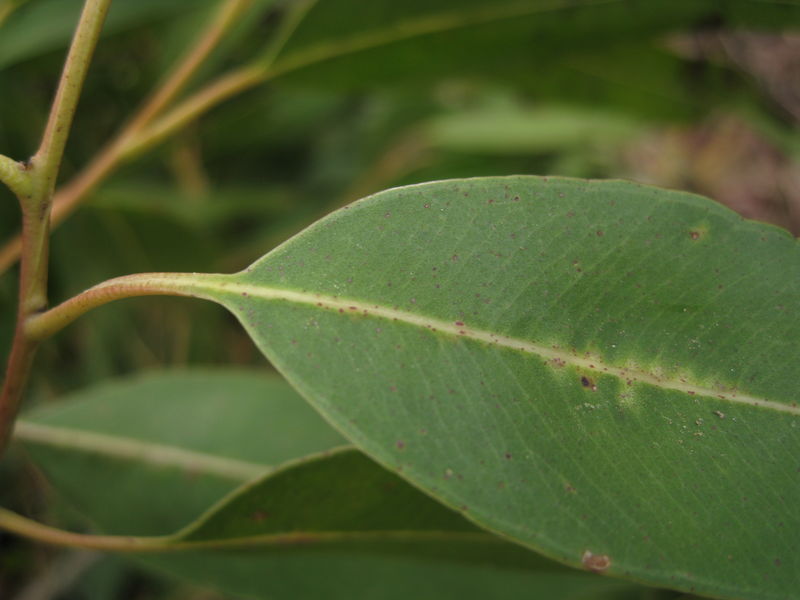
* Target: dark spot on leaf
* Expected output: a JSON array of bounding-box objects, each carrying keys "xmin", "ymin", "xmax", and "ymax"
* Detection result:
[
  {"xmin": 596, "ymin": 230, "xmax": 604, "ymax": 237},
  {"xmin": 690, "ymin": 231, "xmax": 701, "ymax": 240},
  {"xmin": 774, "ymin": 558, "xmax": 782, "ymax": 567},
  {"xmin": 504, "ymin": 452, "xmax": 512, "ymax": 460},
  {"xmin": 581, "ymin": 376, "xmax": 597, "ymax": 391},
  {"xmin": 250, "ymin": 510, "xmax": 270, "ymax": 522},
  {"xmin": 454, "ymin": 321, "xmax": 464, "ymax": 327},
  {"xmin": 396, "ymin": 440, "xmax": 405, "ymax": 450}
]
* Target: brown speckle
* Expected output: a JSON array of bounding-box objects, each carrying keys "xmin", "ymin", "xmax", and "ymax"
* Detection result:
[
  {"xmin": 690, "ymin": 231, "xmax": 701, "ymax": 240},
  {"xmin": 580, "ymin": 376, "xmax": 597, "ymax": 391},
  {"xmin": 582, "ymin": 550, "xmax": 611, "ymax": 573},
  {"xmin": 250, "ymin": 510, "xmax": 269, "ymax": 522}
]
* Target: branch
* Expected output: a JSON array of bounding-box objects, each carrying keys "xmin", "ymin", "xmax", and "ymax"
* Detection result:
[
  {"xmin": 27, "ymin": 0, "xmax": 110, "ymax": 208},
  {"xmin": 0, "ymin": 0, "xmax": 110, "ymax": 456},
  {"xmin": 0, "ymin": 0, "xmax": 320, "ymax": 274},
  {"xmin": 0, "ymin": 154, "xmax": 32, "ymax": 199},
  {"xmin": 0, "ymin": 0, "xmax": 259, "ymax": 274}
]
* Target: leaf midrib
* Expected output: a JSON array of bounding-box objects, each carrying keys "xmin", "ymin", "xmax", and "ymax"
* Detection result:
[
  {"xmin": 188, "ymin": 276, "xmax": 800, "ymax": 417},
  {"xmin": 14, "ymin": 420, "xmax": 269, "ymax": 481}
]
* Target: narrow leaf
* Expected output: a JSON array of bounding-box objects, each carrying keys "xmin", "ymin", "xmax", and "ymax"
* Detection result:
[
  {"xmin": 270, "ymin": 0, "xmax": 800, "ymax": 86},
  {"xmin": 17, "ymin": 370, "xmax": 637, "ymax": 600}
]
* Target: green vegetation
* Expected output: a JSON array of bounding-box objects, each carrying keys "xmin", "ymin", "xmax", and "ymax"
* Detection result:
[{"xmin": 1, "ymin": 1, "xmax": 798, "ymax": 599}]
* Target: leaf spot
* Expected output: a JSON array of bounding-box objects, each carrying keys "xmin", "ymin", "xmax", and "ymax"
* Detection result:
[{"xmin": 582, "ymin": 550, "xmax": 611, "ymax": 573}]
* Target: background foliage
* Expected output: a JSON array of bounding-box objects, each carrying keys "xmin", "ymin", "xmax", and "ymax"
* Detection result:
[{"xmin": 1, "ymin": 0, "xmax": 799, "ymax": 598}]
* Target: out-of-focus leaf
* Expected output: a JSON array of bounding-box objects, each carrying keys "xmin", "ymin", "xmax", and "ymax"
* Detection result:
[
  {"xmin": 426, "ymin": 105, "xmax": 644, "ymax": 154},
  {"xmin": 0, "ymin": 0, "xmax": 215, "ymax": 71},
  {"xmin": 18, "ymin": 370, "xmax": 346, "ymax": 533},
  {"xmin": 15, "ymin": 370, "xmax": 643, "ymax": 600},
  {"xmin": 271, "ymin": 0, "xmax": 800, "ymax": 89}
]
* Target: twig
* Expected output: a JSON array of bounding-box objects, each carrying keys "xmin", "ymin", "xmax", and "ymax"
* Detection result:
[
  {"xmin": 0, "ymin": 0, "xmax": 110, "ymax": 455},
  {"xmin": 0, "ymin": 0, "xmax": 255, "ymax": 274}
]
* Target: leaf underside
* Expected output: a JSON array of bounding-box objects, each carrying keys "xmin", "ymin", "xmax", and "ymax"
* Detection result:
[{"xmin": 187, "ymin": 176, "xmax": 800, "ymax": 600}]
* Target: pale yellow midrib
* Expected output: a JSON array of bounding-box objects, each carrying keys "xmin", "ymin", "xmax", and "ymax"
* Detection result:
[
  {"xmin": 14, "ymin": 420, "xmax": 269, "ymax": 481},
  {"xmin": 182, "ymin": 276, "xmax": 800, "ymax": 417}
]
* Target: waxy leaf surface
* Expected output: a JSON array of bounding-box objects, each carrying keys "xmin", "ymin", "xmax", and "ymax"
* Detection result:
[{"xmin": 184, "ymin": 177, "xmax": 800, "ymax": 599}]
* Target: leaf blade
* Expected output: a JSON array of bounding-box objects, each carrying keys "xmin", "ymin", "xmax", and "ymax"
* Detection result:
[{"xmin": 187, "ymin": 176, "xmax": 800, "ymax": 599}]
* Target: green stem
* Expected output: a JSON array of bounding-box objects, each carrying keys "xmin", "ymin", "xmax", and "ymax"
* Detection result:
[
  {"xmin": 25, "ymin": 272, "xmax": 218, "ymax": 342},
  {"xmin": 0, "ymin": 0, "xmax": 110, "ymax": 456},
  {"xmin": 0, "ymin": 505, "xmax": 492, "ymax": 552},
  {"xmin": 0, "ymin": 507, "xmax": 173, "ymax": 552},
  {"xmin": 28, "ymin": 0, "xmax": 110, "ymax": 207},
  {"xmin": 0, "ymin": 0, "xmax": 256, "ymax": 275},
  {"xmin": 118, "ymin": 65, "xmax": 268, "ymax": 160},
  {"xmin": 0, "ymin": 154, "xmax": 32, "ymax": 199}
]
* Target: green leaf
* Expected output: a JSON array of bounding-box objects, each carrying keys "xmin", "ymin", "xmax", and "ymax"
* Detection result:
[
  {"xmin": 18, "ymin": 370, "xmax": 346, "ymax": 534},
  {"xmin": 270, "ymin": 0, "xmax": 800, "ymax": 87},
  {"xmin": 17, "ymin": 370, "xmax": 639, "ymax": 600},
  {"xmin": 0, "ymin": 0, "xmax": 215, "ymax": 71},
  {"xmin": 154, "ymin": 447, "xmax": 641, "ymax": 600},
  {"xmin": 426, "ymin": 105, "xmax": 644, "ymax": 155},
  {"xmin": 172, "ymin": 177, "xmax": 800, "ymax": 600}
]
